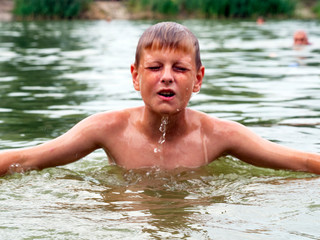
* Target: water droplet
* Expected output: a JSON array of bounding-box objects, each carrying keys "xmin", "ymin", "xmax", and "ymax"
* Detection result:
[
  {"xmin": 158, "ymin": 136, "xmax": 165, "ymax": 144},
  {"xmin": 8, "ymin": 163, "xmax": 23, "ymax": 173},
  {"xmin": 154, "ymin": 147, "xmax": 161, "ymax": 153},
  {"xmin": 159, "ymin": 116, "xmax": 168, "ymax": 133},
  {"xmin": 192, "ymin": 90, "xmax": 200, "ymax": 98},
  {"xmin": 158, "ymin": 116, "xmax": 168, "ymax": 145},
  {"xmin": 154, "ymin": 116, "xmax": 169, "ymax": 158}
]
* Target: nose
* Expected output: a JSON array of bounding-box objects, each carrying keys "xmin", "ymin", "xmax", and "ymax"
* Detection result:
[{"xmin": 160, "ymin": 67, "xmax": 174, "ymax": 84}]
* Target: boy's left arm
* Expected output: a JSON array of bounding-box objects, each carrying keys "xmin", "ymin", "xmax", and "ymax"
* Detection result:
[{"xmin": 224, "ymin": 121, "xmax": 320, "ymax": 174}]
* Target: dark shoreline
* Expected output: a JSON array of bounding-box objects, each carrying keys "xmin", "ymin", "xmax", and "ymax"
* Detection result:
[{"xmin": 0, "ymin": 0, "xmax": 318, "ymax": 22}]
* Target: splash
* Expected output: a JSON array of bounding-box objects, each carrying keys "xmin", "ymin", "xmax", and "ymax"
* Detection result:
[
  {"xmin": 158, "ymin": 116, "xmax": 168, "ymax": 144},
  {"xmin": 154, "ymin": 116, "xmax": 169, "ymax": 154},
  {"xmin": 8, "ymin": 163, "xmax": 24, "ymax": 174}
]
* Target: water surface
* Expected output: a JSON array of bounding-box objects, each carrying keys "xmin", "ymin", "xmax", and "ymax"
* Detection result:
[{"xmin": 0, "ymin": 19, "xmax": 320, "ymax": 239}]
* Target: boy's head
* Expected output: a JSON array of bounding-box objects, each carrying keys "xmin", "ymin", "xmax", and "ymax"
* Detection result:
[{"xmin": 134, "ymin": 22, "xmax": 202, "ymax": 70}]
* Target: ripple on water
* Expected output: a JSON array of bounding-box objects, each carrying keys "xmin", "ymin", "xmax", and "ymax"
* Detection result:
[{"xmin": 0, "ymin": 20, "xmax": 320, "ymax": 239}]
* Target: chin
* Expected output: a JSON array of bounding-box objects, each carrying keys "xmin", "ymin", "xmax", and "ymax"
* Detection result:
[
  {"xmin": 157, "ymin": 107, "xmax": 183, "ymax": 116},
  {"xmin": 147, "ymin": 102, "xmax": 186, "ymax": 116}
]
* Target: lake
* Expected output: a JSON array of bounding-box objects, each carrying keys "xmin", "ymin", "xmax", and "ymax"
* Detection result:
[{"xmin": 0, "ymin": 19, "xmax": 320, "ymax": 239}]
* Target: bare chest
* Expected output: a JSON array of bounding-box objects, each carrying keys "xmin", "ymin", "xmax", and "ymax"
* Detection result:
[{"xmin": 103, "ymin": 130, "xmax": 220, "ymax": 169}]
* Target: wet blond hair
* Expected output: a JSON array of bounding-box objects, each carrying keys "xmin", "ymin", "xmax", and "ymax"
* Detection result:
[{"xmin": 134, "ymin": 22, "xmax": 202, "ymax": 70}]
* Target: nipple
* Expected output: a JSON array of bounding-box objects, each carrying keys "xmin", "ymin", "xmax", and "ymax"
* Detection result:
[{"xmin": 154, "ymin": 116, "xmax": 169, "ymax": 154}]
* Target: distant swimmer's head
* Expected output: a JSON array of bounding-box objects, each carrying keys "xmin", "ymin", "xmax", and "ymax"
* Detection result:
[
  {"xmin": 256, "ymin": 16, "xmax": 265, "ymax": 25},
  {"xmin": 293, "ymin": 30, "xmax": 310, "ymax": 46},
  {"xmin": 134, "ymin": 22, "xmax": 202, "ymax": 71}
]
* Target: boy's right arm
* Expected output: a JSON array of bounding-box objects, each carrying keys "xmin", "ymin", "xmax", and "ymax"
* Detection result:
[{"xmin": 0, "ymin": 113, "xmax": 108, "ymax": 176}]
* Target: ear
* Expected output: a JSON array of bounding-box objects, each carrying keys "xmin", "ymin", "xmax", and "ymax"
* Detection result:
[
  {"xmin": 131, "ymin": 64, "xmax": 140, "ymax": 91},
  {"xmin": 193, "ymin": 66, "xmax": 205, "ymax": 93}
]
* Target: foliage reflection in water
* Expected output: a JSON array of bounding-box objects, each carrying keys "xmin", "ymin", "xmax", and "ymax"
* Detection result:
[{"xmin": 0, "ymin": 20, "xmax": 320, "ymax": 239}]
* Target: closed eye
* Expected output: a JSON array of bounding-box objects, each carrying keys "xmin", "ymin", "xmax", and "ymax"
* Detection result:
[
  {"xmin": 147, "ymin": 66, "xmax": 161, "ymax": 71},
  {"xmin": 174, "ymin": 66, "xmax": 189, "ymax": 72}
]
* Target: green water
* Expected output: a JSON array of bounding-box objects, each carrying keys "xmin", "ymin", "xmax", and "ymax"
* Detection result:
[{"xmin": 0, "ymin": 19, "xmax": 320, "ymax": 239}]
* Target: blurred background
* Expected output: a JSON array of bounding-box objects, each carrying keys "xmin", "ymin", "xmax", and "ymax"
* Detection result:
[{"xmin": 0, "ymin": 0, "xmax": 320, "ymax": 21}]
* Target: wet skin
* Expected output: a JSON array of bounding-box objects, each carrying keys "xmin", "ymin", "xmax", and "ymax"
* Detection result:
[
  {"xmin": 131, "ymin": 48, "xmax": 204, "ymax": 116},
  {"xmin": 1, "ymin": 47, "xmax": 320, "ymax": 175}
]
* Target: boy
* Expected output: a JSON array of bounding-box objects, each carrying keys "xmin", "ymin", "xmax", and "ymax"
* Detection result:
[{"xmin": 0, "ymin": 22, "xmax": 320, "ymax": 176}]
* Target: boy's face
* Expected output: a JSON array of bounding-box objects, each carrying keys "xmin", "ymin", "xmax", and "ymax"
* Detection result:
[{"xmin": 131, "ymin": 47, "xmax": 204, "ymax": 115}]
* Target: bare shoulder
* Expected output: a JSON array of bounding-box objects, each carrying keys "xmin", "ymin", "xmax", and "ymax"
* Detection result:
[
  {"xmin": 187, "ymin": 109, "xmax": 251, "ymax": 158},
  {"xmin": 81, "ymin": 107, "xmax": 142, "ymax": 131},
  {"xmin": 65, "ymin": 107, "xmax": 143, "ymax": 148},
  {"xmin": 188, "ymin": 109, "xmax": 243, "ymax": 135},
  {"xmin": 191, "ymin": 110, "xmax": 266, "ymax": 154}
]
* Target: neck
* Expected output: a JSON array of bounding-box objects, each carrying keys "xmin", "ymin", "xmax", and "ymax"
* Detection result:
[{"xmin": 139, "ymin": 107, "xmax": 188, "ymax": 140}]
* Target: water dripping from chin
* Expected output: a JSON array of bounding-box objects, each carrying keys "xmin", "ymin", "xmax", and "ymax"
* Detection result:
[{"xmin": 153, "ymin": 115, "xmax": 169, "ymax": 155}]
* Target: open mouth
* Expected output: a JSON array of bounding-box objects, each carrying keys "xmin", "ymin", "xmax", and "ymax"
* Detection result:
[{"xmin": 158, "ymin": 90, "xmax": 175, "ymax": 98}]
